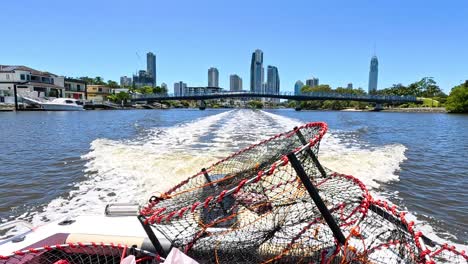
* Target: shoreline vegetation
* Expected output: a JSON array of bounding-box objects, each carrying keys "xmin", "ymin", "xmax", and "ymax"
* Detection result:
[
  {"xmin": 1, "ymin": 78, "xmax": 466, "ymax": 113},
  {"xmin": 119, "ymin": 78, "xmax": 465, "ymax": 113}
]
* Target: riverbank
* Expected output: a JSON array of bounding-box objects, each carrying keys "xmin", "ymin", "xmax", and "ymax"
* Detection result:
[
  {"xmin": 1, "ymin": 103, "xmax": 451, "ymax": 113},
  {"xmin": 381, "ymin": 107, "xmax": 447, "ymax": 113}
]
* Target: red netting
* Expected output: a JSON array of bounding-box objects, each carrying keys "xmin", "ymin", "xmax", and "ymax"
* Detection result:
[
  {"xmin": 138, "ymin": 122, "xmax": 466, "ymax": 264},
  {"xmin": 0, "ymin": 242, "xmax": 160, "ymax": 264}
]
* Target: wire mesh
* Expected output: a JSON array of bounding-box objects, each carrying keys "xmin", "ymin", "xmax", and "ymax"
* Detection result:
[
  {"xmin": 0, "ymin": 243, "xmax": 160, "ymax": 264},
  {"xmin": 139, "ymin": 122, "xmax": 467, "ymax": 264}
]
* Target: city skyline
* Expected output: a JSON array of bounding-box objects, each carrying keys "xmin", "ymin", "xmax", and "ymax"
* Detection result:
[{"xmin": 1, "ymin": 1, "xmax": 467, "ymax": 93}]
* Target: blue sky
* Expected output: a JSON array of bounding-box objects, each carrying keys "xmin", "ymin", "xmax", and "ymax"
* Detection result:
[{"xmin": 2, "ymin": 0, "xmax": 467, "ymax": 93}]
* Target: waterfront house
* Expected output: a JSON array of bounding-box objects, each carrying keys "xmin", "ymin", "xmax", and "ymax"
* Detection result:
[
  {"xmin": 0, "ymin": 65, "xmax": 65, "ymax": 102},
  {"xmin": 64, "ymin": 78, "xmax": 87, "ymax": 100},
  {"xmin": 86, "ymin": 85, "xmax": 114, "ymax": 103}
]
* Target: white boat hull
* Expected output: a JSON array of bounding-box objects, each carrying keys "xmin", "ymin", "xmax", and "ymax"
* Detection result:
[{"xmin": 41, "ymin": 103, "xmax": 84, "ymax": 111}]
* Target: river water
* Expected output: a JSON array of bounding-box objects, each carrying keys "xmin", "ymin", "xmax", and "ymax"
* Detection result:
[{"xmin": 0, "ymin": 109, "xmax": 466, "ymax": 247}]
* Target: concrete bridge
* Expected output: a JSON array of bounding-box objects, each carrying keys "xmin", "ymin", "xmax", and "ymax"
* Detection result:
[{"xmin": 132, "ymin": 90, "xmax": 421, "ymax": 104}]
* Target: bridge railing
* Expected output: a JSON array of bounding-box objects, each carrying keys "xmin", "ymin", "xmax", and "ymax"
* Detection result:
[{"xmin": 132, "ymin": 91, "xmax": 418, "ymax": 102}]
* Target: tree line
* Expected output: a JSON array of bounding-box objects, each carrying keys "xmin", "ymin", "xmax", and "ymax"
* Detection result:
[
  {"xmin": 296, "ymin": 78, "xmax": 467, "ymax": 112},
  {"xmin": 76, "ymin": 76, "xmax": 466, "ymax": 112}
]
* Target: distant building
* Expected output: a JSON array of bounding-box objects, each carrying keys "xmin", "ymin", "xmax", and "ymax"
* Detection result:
[
  {"xmin": 64, "ymin": 78, "xmax": 87, "ymax": 100},
  {"xmin": 294, "ymin": 80, "xmax": 304, "ymax": 95},
  {"xmin": 160, "ymin": 82, "xmax": 167, "ymax": 90},
  {"xmin": 133, "ymin": 70, "xmax": 153, "ymax": 88},
  {"xmin": 120, "ymin": 76, "xmax": 132, "ymax": 87},
  {"xmin": 147, "ymin": 52, "xmax": 156, "ymax": 87},
  {"xmin": 267, "ymin": 65, "xmax": 280, "ymax": 94},
  {"xmin": 0, "ymin": 65, "xmax": 65, "ymax": 99},
  {"xmin": 266, "ymin": 66, "xmax": 280, "ymax": 103},
  {"xmin": 174, "ymin": 81, "xmax": 187, "ymax": 96},
  {"xmin": 230, "ymin": 74, "xmax": 242, "ymax": 92},
  {"xmin": 262, "ymin": 83, "xmax": 268, "ymax": 94},
  {"xmin": 113, "ymin": 88, "xmax": 129, "ymax": 94},
  {"xmin": 347, "ymin": 83, "xmax": 353, "ymax": 89},
  {"xmin": 184, "ymin": 86, "xmax": 223, "ymax": 95},
  {"xmin": 208, "ymin": 67, "xmax": 219, "ymax": 87},
  {"xmin": 368, "ymin": 56, "xmax": 378, "ymax": 93},
  {"xmin": 306, "ymin": 77, "xmax": 319, "ymax": 87},
  {"xmin": 250, "ymin": 49, "xmax": 264, "ymax": 92},
  {"xmin": 87, "ymin": 85, "xmax": 113, "ymax": 102}
]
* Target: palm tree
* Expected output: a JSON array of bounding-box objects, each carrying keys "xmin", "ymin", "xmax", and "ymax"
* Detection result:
[{"xmin": 94, "ymin": 77, "xmax": 106, "ymax": 85}]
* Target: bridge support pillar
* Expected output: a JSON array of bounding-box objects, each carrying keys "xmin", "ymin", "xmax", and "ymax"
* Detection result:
[
  {"xmin": 373, "ymin": 103, "xmax": 383, "ymax": 111},
  {"xmin": 294, "ymin": 101, "xmax": 302, "ymax": 111},
  {"xmin": 199, "ymin": 100, "xmax": 206, "ymax": 110}
]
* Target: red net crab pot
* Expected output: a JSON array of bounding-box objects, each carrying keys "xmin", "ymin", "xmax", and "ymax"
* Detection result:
[{"xmin": 138, "ymin": 122, "xmax": 466, "ymax": 264}]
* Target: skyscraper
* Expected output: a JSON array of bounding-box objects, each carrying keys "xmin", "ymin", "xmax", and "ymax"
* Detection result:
[
  {"xmin": 147, "ymin": 52, "xmax": 156, "ymax": 87},
  {"xmin": 230, "ymin": 74, "xmax": 242, "ymax": 91},
  {"xmin": 347, "ymin": 83, "xmax": 353, "ymax": 89},
  {"xmin": 160, "ymin": 82, "xmax": 168, "ymax": 94},
  {"xmin": 267, "ymin": 66, "xmax": 280, "ymax": 94},
  {"xmin": 294, "ymin": 80, "xmax": 304, "ymax": 95},
  {"xmin": 174, "ymin": 81, "xmax": 187, "ymax": 96},
  {"xmin": 306, "ymin": 77, "xmax": 319, "ymax": 87},
  {"xmin": 208, "ymin": 67, "xmax": 219, "ymax": 87},
  {"xmin": 250, "ymin": 49, "xmax": 264, "ymax": 92},
  {"xmin": 267, "ymin": 66, "xmax": 280, "ymax": 103},
  {"xmin": 368, "ymin": 56, "xmax": 378, "ymax": 93}
]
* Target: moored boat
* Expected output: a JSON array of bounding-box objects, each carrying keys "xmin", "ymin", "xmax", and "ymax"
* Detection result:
[{"xmin": 41, "ymin": 98, "xmax": 84, "ymax": 111}]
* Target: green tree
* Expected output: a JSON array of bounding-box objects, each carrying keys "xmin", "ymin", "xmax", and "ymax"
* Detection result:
[
  {"xmin": 93, "ymin": 76, "xmax": 106, "ymax": 85},
  {"xmin": 152, "ymin": 86, "xmax": 168, "ymax": 95},
  {"xmin": 247, "ymin": 100, "xmax": 263, "ymax": 109},
  {"xmin": 108, "ymin": 92, "xmax": 130, "ymax": 105},
  {"xmin": 301, "ymin": 84, "xmax": 332, "ymax": 93},
  {"xmin": 78, "ymin": 76, "xmax": 96, "ymax": 84},
  {"xmin": 445, "ymin": 82, "xmax": 468, "ymax": 113},
  {"xmin": 107, "ymin": 80, "xmax": 120, "ymax": 88},
  {"xmin": 137, "ymin": 86, "xmax": 154, "ymax": 94},
  {"xmin": 417, "ymin": 77, "xmax": 442, "ymax": 98}
]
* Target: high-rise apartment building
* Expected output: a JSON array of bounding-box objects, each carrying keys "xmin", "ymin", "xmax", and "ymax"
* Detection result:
[
  {"xmin": 230, "ymin": 74, "xmax": 242, "ymax": 91},
  {"xmin": 250, "ymin": 49, "xmax": 264, "ymax": 92},
  {"xmin": 267, "ymin": 66, "xmax": 280, "ymax": 94},
  {"xmin": 174, "ymin": 81, "xmax": 187, "ymax": 96},
  {"xmin": 147, "ymin": 52, "xmax": 156, "ymax": 87},
  {"xmin": 306, "ymin": 77, "xmax": 319, "ymax": 87},
  {"xmin": 368, "ymin": 56, "xmax": 378, "ymax": 93},
  {"xmin": 120, "ymin": 76, "xmax": 132, "ymax": 87},
  {"xmin": 294, "ymin": 80, "xmax": 304, "ymax": 95},
  {"xmin": 208, "ymin": 67, "xmax": 219, "ymax": 87}
]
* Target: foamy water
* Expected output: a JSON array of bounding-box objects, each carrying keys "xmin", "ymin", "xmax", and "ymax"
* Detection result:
[{"xmin": 32, "ymin": 110, "xmax": 405, "ymax": 222}]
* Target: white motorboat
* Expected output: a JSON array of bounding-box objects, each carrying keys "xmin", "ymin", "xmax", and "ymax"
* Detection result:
[{"xmin": 40, "ymin": 98, "xmax": 84, "ymax": 111}]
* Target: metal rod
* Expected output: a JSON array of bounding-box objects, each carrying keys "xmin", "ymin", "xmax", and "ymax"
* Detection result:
[
  {"xmin": 137, "ymin": 215, "xmax": 167, "ymax": 258},
  {"xmin": 294, "ymin": 126, "xmax": 327, "ymax": 178},
  {"xmin": 201, "ymin": 168, "xmax": 232, "ymax": 215},
  {"xmin": 201, "ymin": 168, "xmax": 211, "ymax": 184},
  {"xmin": 13, "ymin": 84, "xmax": 18, "ymax": 111},
  {"xmin": 287, "ymin": 152, "xmax": 346, "ymax": 245}
]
